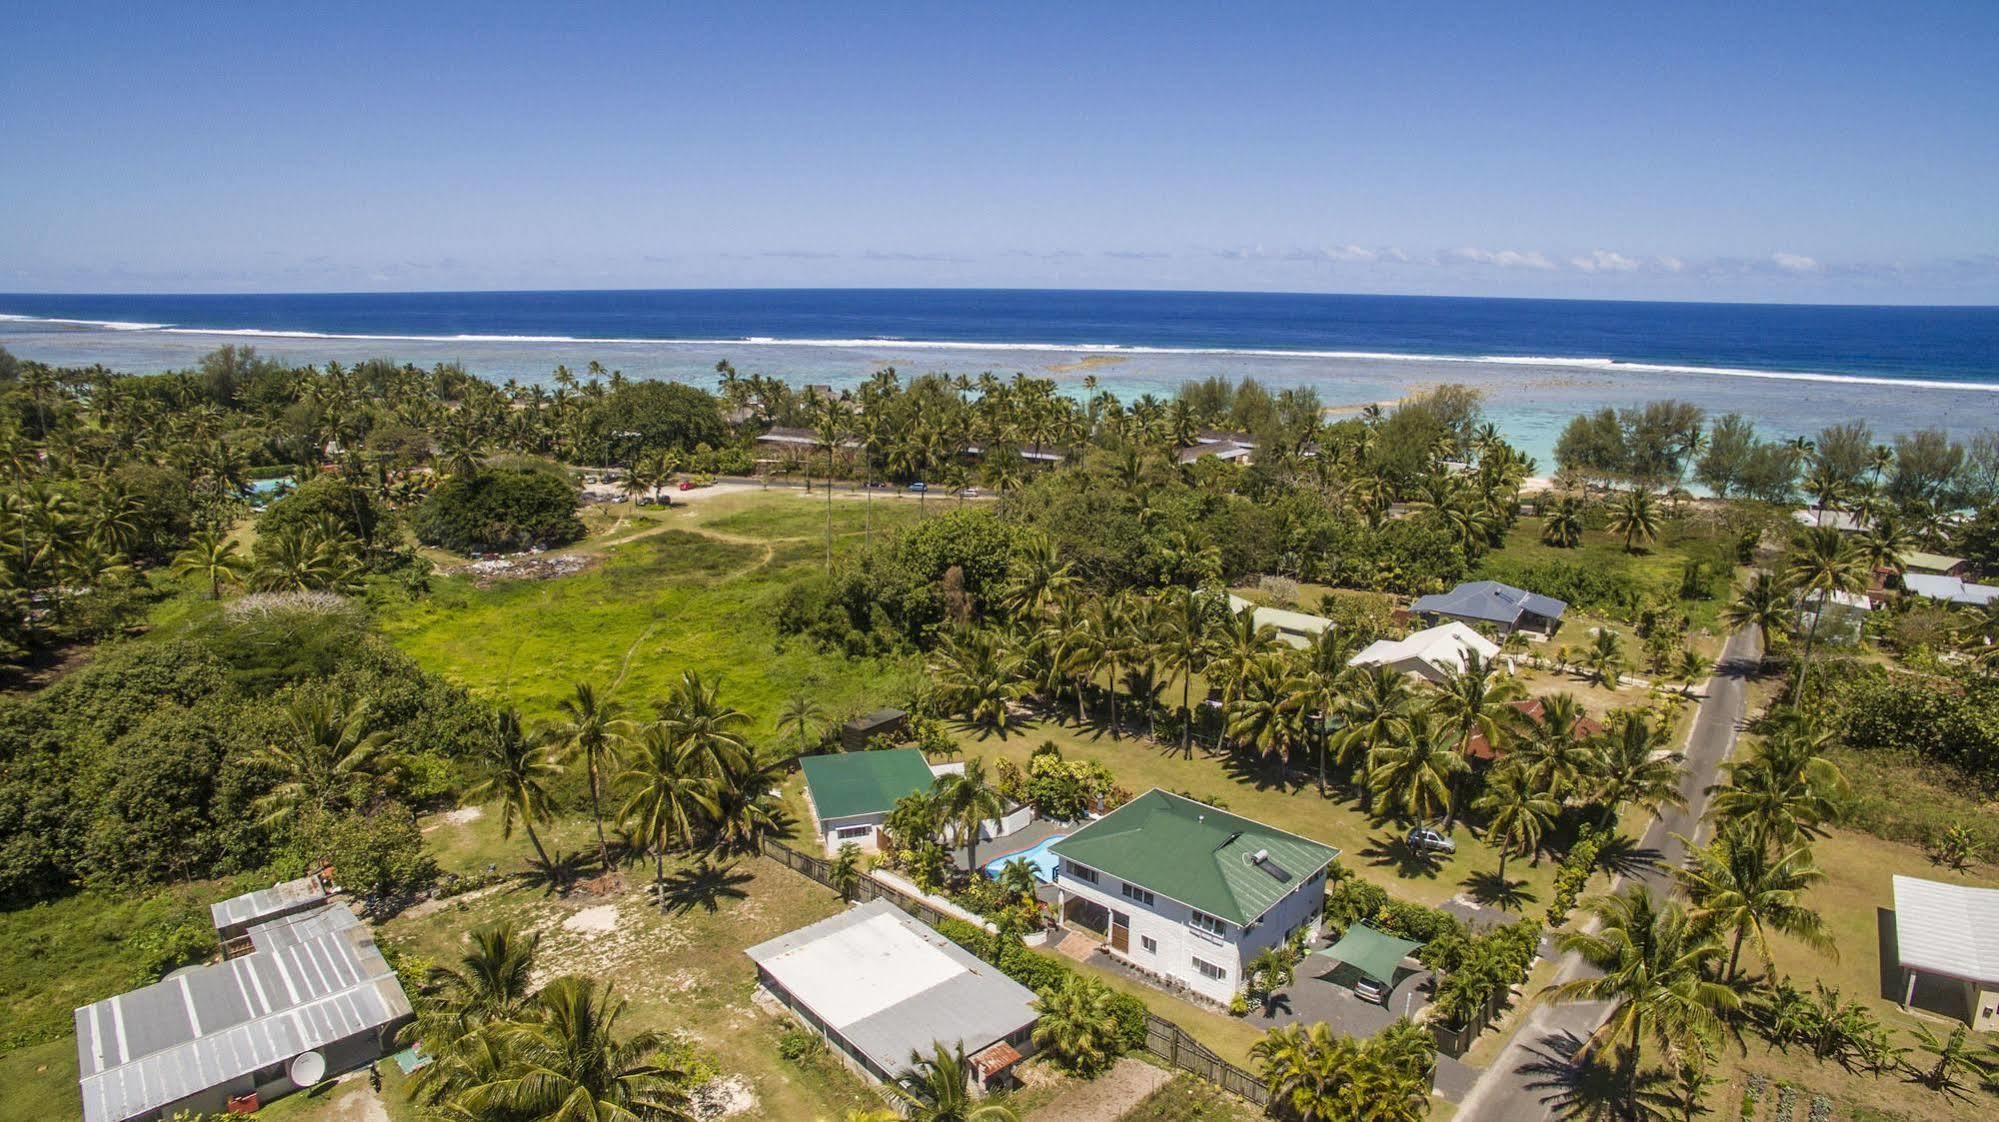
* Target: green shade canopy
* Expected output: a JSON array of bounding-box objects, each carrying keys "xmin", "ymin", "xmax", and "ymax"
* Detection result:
[{"xmin": 1312, "ymin": 923, "xmax": 1423, "ymax": 987}]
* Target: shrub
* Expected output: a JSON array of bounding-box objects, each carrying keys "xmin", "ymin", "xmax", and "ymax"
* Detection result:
[
  {"xmin": 411, "ymin": 466, "xmax": 584, "ymax": 555},
  {"xmin": 776, "ymin": 1027, "xmax": 824, "ymax": 1063}
]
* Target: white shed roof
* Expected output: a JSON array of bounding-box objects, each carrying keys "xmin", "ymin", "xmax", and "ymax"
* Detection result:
[
  {"xmin": 745, "ymin": 899, "xmax": 1036, "ymax": 1076},
  {"xmin": 1893, "ymin": 875, "xmax": 1999, "ymax": 984},
  {"xmin": 1349, "ymin": 621, "xmax": 1501, "ymax": 676}
]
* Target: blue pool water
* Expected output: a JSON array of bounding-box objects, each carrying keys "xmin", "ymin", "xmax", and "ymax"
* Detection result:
[
  {"xmin": 246, "ymin": 477, "xmax": 294, "ymax": 495},
  {"xmin": 984, "ymin": 835, "xmax": 1069, "ymax": 883}
]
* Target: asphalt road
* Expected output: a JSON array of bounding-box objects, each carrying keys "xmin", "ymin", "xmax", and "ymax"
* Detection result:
[{"xmin": 1452, "ymin": 627, "xmax": 1764, "ymax": 1122}]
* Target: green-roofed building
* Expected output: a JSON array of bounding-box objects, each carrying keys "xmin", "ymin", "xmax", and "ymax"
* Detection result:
[
  {"xmin": 1050, "ymin": 789, "xmax": 1340, "ymax": 1003},
  {"xmin": 800, "ymin": 748, "xmax": 940, "ymax": 854}
]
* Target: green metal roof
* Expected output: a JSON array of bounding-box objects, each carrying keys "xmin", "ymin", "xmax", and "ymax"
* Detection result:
[
  {"xmin": 1312, "ymin": 923, "xmax": 1423, "ymax": 987},
  {"xmin": 800, "ymin": 748, "xmax": 936, "ymax": 821},
  {"xmin": 1049, "ymin": 789, "xmax": 1340, "ymax": 926}
]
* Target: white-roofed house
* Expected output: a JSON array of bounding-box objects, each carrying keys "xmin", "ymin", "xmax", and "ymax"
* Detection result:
[
  {"xmin": 1891, "ymin": 875, "xmax": 1999, "ymax": 1030},
  {"xmin": 745, "ymin": 899, "xmax": 1040, "ymax": 1090},
  {"xmin": 1901, "ymin": 572, "xmax": 1999, "ymax": 608},
  {"xmin": 1348, "ymin": 621, "xmax": 1502, "ymax": 684},
  {"xmin": 1227, "ymin": 594, "xmax": 1333, "ymax": 650}
]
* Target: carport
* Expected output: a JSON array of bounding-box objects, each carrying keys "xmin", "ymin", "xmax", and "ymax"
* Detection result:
[{"xmin": 1311, "ymin": 923, "xmax": 1424, "ymax": 994}]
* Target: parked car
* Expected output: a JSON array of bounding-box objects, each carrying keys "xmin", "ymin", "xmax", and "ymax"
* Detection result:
[
  {"xmin": 959, "ymin": 486, "xmax": 982, "ymax": 498},
  {"xmin": 907, "ymin": 481, "xmax": 928, "ymax": 493},
  {"xmin": 1405, "ymin": 826, "xmax": 1456, "ymax": 855},
  {"xmin": 1352, "ymin": 977, "xmax": 1390, "ymax": 1005},
  {"xmin": 678, "ymin": 480, "xmax": 696, "ymax": 491}
]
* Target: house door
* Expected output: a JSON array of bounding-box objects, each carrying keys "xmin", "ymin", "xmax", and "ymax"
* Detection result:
[{"xmin": 1110, "ymin": 910, "xmax": 1130, "ymax": 953}]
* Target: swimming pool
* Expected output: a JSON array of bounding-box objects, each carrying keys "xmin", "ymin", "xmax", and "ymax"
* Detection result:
[{"xmin": 983, "ymin": 835, "xmax": 1068, "ymax": 882}]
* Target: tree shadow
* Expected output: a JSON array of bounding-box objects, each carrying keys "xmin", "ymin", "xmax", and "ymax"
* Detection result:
[
  {"xmin": 656, "ymin": 860, "xmax": 754, "ymax": 915},
  {"xmin": 1460, "ymin": 871, "xmax": 1539, "ymax": 911},
  {"xmin": 1516, "ymin": 1031, "xmax": 1671, "ymax": 1120},
  {"xmin": 1221, "ymin": 750, "xmax": 1309, "ymax": 795},
  {"xmin": 523, "ymin": 850, "xmax": 593, "ymax": 895},
  {"xmin": 1359, "ymin": 834, "xmax": 1445, "ymax": 880},
  {"xmin": 1591, "ymin": 834, "xmax": 1665, "ymax": 880}
]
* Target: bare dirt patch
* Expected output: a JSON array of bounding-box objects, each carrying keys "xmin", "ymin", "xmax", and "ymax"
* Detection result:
[
  {"xmin": 1029, "ymin": 1056, "xmax": 1172, "ymax": 1122},
  {"xmin": 451, "ymin": 553, "xmax": 596, "ymax": 586},
  {"xmin": 688, "ymin": 1073, "xmax": 760, "ymax": 1120}
]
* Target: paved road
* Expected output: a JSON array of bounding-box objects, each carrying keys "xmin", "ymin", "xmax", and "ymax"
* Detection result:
[{"xmin": 1453, "ymin": 627, "xmax": 1763, "ymax": 1122}]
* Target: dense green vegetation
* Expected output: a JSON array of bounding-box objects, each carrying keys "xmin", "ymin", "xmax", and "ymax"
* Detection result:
[{"xmin": 5, "ymin": 341, "xmax": 1999, "ymax": 1122}]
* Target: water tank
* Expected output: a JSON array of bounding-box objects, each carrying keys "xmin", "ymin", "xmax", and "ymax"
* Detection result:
[{"xmin": 289, "ymin": 1050, "xmax": 327, "ymax": 1088}]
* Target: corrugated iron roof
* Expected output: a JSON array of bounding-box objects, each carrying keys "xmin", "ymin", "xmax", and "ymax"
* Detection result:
[
  {"xmin": 75, "ymin": 905, "xmax": 411, "ymax": 1122},
  {"xmin": 209, "ymin": 873, "xmax": 329, "ymax": 932}
]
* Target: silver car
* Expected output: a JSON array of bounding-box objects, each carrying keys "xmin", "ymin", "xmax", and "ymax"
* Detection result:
[{"xmin": 1405, "ymin": 826, "xmax": 1457, "ymax": 855}]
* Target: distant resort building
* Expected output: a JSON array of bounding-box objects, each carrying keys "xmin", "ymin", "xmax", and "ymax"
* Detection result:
[
  {"xmin": 76, "ymin": 888, "xmax": 410, "ymax": 1122},
  {"xmin": 1410, "ymin": 580, "xmax": 1567, "ymax": 637},
  {"xmin": 1901, "ymin": 572, "xmax": 1999, "ymax": 607},
  {"xmin": 1792, "ymin": 507, "xmax": 1867, "ymax": 534},
  {"xmin": 1050, "ymin": 789, "xmax": 1338, "ymax": 1004},
  {"xmin": 1176, "ymin": 440, "xmax": 1255, "ymax": 466},
  {"xmin": 1226, "ymin": 594, "xmax": 1333, "ymax": 649},
  {"xmin": 747, "ymin": 899, "xmax": 1039, "ymax": 1089},
  {"xmin": 1349, "ymin": 621, "xmax": 1503, "ymax": 684}
]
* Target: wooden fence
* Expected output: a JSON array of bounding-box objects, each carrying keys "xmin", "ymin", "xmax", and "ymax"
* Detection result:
[{"xmin": 760, "ymin": 837, "xmax": 1272, "ymax": 1109}]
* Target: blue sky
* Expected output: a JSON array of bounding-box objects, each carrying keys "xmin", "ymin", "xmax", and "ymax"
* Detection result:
[{"xmin": 4, "ymin": 2, "xmax": 1996, "ymax": 302}]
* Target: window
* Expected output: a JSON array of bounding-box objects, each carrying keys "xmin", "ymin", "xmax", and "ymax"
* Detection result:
[
  {"xmin": 834, "ymin": 825, "xmax": 873, "ymax": 839},
  {"xmin": 1120, "ymin": 882, "xmax": 1155, "ymax": 907},
  {"xmin": 1140, "ymin": 935, "xmax": 1158, "ymax": 954},
  {"xmin": 1190, "ymin": 910, "xmax": 1228, "ymax": 937},
  {"xmin": 1193, "ymin": 957, "xmax": 1227, "ymax": 981},
  {"xmin": 1066, "ymin": 861, "xmax": 1099, "ymax": 884}
]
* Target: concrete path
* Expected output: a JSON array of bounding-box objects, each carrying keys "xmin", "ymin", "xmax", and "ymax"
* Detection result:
[{"xmin": 1452, "ymin": 627, "xmax": 1763, "ymax": 1122}]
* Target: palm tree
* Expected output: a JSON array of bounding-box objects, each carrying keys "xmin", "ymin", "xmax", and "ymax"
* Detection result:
[
  {"xmin": 1589, "ymin": 714, "xmax": 1687, "ymax": 830},
  {"xmin": 830, "ymin": 841, "xmax": 864, "ymax": 901},
  {"xmin": 1335, "ymin": 664, "xmax": 1415, "ymax": 814},
  {"xmin": 1474, "ymin": 765, "xmax": 1559, "ymax": 884},
  {"xmin": 1580, "ymin": 629, "xmax": 1627, "ymax": 688},
  {"xmin": 1605, "ymin": 488, "xmax": 1662, "ymax": 553},
  {"xmin": 240, "ymin": 693, "xmax": 399, "ymax": 826},
  {"xmin": 1030, "ymin": 975, "xmax": 1123, "ymax": 1076},
  {"xmin": 1159, "ymin": 586, "xmax": 1212, "ymax": 757},
  {"xmin": 777, "ymin": 693, "xmax": 828, "ymax": 756},
  {"xmin": 1369, "ymin": 707, "xmax": 1469, "ymax": 826},
  {"xmin": 1541, "ymin": 494, "xmax": 1586, "ymax": 548},
  {"xmin": 1209, "ymin": 604, "xmax": 1278, "ymax": 751},
  {"xmin": 1704, "ymin": 716, "xmax": 1844, "ymax": 852},
  {"xmin": 552, "ymin": 682, "xmax": 633, "ymax": 872},
  {"xmin": 1253, "ymin": 1022, "xmax": 1351, "ymax": 1122},
  {"xmin": 427, "ymin": 922, "xmax": 543, "ymax": 1024},
  {"xmin": 467, "ymin": 708, "xmax": 562, "ymax": 875},
  {"xmin": 1433, "ymin": 650, "xmax": 1525, "ymax": 824},
  {"xmin": 1247, "ymin": 945, "xmax": 1298, "ymax": 1007},
  {"xmin": 1544, "ymin": 886, "xmax": 1739, "ymax": 1071},
  {"xmin": 453, "ymin": 977, "xmax": 694, "ymax": 1121},
  {"xmin": 1855, "ymin": 514, "xmax": 1916, "ymax": 578},
  {"xmin": 1509, "ymin": 692, "xmax": 1599, "ymax": 802},
  {"xmin": 1677, "ymin": 834, "xmax": 1834, "ymax": 981},
  {"xmin": 171, "ymin": 526, "xmax": 248, "ymax": 599},
  {"xmin": 656, "ymin": 670, "xmax": 752, "ymax": 776},
  {"xmin": 1723, "ymin": 571, "xmax": 1792, "ymax": 660},
  {"xmin": 898, "ymin": 1043, "xmax": 1018, "ymax": 1122},
  {"xmin": 618, "ymin": 726, "xmax": 720, "ymax": 900},
  {"xmin": 929, "ymin": 629, "xmax": 1028, "ymax": 731},
  {"xmin": 934, "ymin": 758, "xmax": 1007, "ymax": 873},
  {"xmin": 1783, "ymin": 526, "xmax": 1870, "ymax": 704}
]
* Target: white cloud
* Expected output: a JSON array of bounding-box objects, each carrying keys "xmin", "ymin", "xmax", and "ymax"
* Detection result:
[
  {"xmin": 1772, "ymin": 252, "xmax": 1822, "ymax": 273},
  {"xmin": 1656, "ymin": 256, "xmax": 1687, "ymax": 273},
  {"xmin": 1442, "ymin": 247, "xmax": 1558, "ymax": 270},
  {"xmin": 1569, "ymin": 249, "xmax": 1641, "ymax": 273}
]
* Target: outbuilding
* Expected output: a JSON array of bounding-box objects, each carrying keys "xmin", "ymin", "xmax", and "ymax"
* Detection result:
[
  {"xmin": 1891, "ymin": 875, "xmax": 1999, "ymax": 1030},
  {"xmin": 75, "ymin": 905, "xmax": 412, "ymax": 1122},
  {"xmin": 800, "ymin": 746, "xmax": 937, "ymax": 853},
  {"xmin": 746, "ymin": 899, "xmax": 1039, "ymax": 1089},
  {"xmin": 840, "ymin": 708, "xmax": 909, "ymax": 751}
]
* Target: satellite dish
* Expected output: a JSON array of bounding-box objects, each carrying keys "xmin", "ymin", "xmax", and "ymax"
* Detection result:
[{"xmin": 289, "ymin": 1050, "xmax": 327, "ymax": 1088}]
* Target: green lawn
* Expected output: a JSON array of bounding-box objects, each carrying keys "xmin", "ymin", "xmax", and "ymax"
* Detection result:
[
  {"xmin": 377, "ymin": 493, "xmax": 922, "ymax": 734},
  {"xmin": 1479, "ymin": 518, "xmax": 1736, "ymax": 638},
  {"xmin": 1115, "ymin": 1072, "xmax": 1266, "ymax": 1121}
]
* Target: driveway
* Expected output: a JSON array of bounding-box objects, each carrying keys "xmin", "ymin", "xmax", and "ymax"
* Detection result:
[{"xmin": 1452, "ymin": 627, "xmax": 1762, "ymax": 1122}]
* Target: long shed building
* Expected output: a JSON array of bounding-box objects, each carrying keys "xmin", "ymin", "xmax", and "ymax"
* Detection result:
[{"xmin": 75, "ymin": 904, "xmax": 412, "ymax": 1122}]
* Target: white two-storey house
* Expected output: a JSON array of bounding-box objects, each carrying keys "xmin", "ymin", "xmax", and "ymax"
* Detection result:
[{"xmin": 1049, "ymin": 789, "xmax": 1340, "ymax": 1004}]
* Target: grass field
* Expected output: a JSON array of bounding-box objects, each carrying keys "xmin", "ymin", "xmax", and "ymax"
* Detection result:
[
  {"xmin": 377, "ymin": 491, "xmax": 925, "ymax": 733},
  {"xmin": 1479, "ymin": 518, "xmax": 1736, "ymax": 641},
  {"xmin": 1121, "ymin": 1072, "xmax": 1266, "ymax": 1121}
]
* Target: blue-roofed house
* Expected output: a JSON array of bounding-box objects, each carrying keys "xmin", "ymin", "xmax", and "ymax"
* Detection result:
[{"xmin": 1410, "ymin": 580, "xmax": 1567, "ymax": 637}]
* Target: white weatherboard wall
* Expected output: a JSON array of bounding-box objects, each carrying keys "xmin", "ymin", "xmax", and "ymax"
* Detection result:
[{"xmin": 1057, "ymin": 861, "xmax": 1326, "ymax": 1005}]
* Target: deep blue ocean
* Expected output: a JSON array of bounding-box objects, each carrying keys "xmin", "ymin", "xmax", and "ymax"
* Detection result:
[
  {"xmin": 2, "ymin": 288, "xmax": 1997, "ymax": 384},
  {"xmin": 5, "ymin": 289, "xmax": 1997, "ymax": 470}
]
